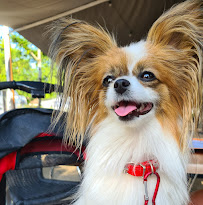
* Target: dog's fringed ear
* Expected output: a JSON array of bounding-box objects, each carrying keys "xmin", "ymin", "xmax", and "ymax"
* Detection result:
[
  {"xmin": 49, "ymin": 18, "xmax": 117, "ymax": 148},
  {"xmin": 147, "ymin": 0, "xmax": 203, "ymax": 49},
  {"xmin": 147, "ymin": 0, "xmax": 203, "ymax": 150},
  {"xmin": 49, "ymin": 19, "xmax": 117, "ymax": 68}
]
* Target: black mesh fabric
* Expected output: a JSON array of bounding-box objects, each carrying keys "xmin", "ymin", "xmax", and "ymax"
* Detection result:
[{"xmin": 6, "ymin": 168, "xmax": 79, "ymax": 205}]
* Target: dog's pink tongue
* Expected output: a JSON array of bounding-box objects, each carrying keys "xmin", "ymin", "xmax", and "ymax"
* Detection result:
[{"xmin": 115, "ymin": 102, "xmax": 137, "ymax": 117}]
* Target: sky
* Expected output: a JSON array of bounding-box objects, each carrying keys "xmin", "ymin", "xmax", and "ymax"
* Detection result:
[
  {"xmin": 0, "ymin": 26, "xmax": 13, "ymax": 38},
  {"xmin": 0, "ymin": 25, "xmax": 35, "ymax": 45},
  {"xmin": 0, "ymin": 26, "xmax": 4, "ymax": 39},
  {"xmin": 0, "ymin": 26, "xmax": 18, "ymax": 46},
  {"xmin": 0, "ymin": 26, "xmax": 16, "ymax": 49}
]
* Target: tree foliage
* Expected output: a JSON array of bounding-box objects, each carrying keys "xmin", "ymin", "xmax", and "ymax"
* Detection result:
[
  {"xmin": 0, "ymin": 40, "xmax": 6, "ymax": 81},
  {"xmin": 0, "ymin": 32, "xmax": 57, "ymax": 103}
]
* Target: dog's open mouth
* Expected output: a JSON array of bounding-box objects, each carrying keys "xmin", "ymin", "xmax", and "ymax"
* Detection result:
[{"xmin": 112, "ymin": 101, "xmax": 153, "ymax": 121}]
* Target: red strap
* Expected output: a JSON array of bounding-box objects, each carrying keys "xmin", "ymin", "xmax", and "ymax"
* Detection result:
[
  {"xmin": 0, "ymin": 152, "xmax": 17, "ymax": 181},
  {"xmin": 20, "ymin": 139, "xmax": 86, "ymax": 160},
  {"xmin": 21, "ymin": 132, "xmax": 86, "ymax": 160},
  {"xmin": 35, "ymin": 132, "xmax": 57, "ymax": 138}
]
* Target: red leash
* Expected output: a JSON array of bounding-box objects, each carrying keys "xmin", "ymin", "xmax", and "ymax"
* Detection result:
[
  {"xmin": 124, "ymin": 160, "xmax": 160, "ymax": 205},
  {"xmin": 143, "ymin": 171, "xmax": 160, "ymax": 205}
]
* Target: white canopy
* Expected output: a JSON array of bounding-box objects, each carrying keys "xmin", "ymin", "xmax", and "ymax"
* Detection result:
[{"xmin": 0, "ymin": 0, "xmax": 183, "ymax": 54}]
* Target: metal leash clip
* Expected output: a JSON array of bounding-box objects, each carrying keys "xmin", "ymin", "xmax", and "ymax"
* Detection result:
[{"xmin": 143, "ymin": 171, "xmax": 160, "ymax": 205}]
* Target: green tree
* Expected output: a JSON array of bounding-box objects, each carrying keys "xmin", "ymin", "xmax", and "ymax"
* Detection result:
[
  {"xmin": 0, "ymin": 32, "xmax": 57, "ymax": 103},
  {"xmin": 0, "ymin": 39, "xmax": 6, "ymax": 81}
]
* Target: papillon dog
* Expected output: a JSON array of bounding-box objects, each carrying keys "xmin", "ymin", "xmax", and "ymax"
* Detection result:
[{"xmin": 49, "ymin": 0, "xmax": 203, "ymax": 204}]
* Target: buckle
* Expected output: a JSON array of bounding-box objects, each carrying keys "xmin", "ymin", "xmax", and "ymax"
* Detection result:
[
  {"xmin": 139, "ymin": 163, "xmax": 146, "ymax": 178},
  {"xmin": 148, "ymin": 160, "xmax": 154, "ymax": 173}
]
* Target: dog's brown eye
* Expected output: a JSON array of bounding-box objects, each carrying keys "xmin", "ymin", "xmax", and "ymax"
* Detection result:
[
  {"xmin": 103, "ymin": 75, "xmax": 115, "ymax": 87},
  {"xmin": 139, "ymin": 71, "xmax": 156, "ymax": 82}
]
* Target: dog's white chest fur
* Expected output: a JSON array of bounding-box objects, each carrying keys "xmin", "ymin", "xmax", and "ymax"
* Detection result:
[{"xmin": 74, "ymin": 117, "xmax": 189, "ymax": 205}]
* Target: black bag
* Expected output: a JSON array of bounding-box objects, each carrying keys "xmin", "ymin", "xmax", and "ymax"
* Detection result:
[{"xmin": 0, "ymin": 108, "xmax": 82, "ymax": 205}]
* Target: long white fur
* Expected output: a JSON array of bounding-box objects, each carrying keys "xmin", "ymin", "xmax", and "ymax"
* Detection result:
[
  {"xmin": 74, "ymin": 118, "xmax": 188, "ymax": 205},
  {"xmin": 73, "ymin": 42, "xmax": 189, "ymax": 205}
]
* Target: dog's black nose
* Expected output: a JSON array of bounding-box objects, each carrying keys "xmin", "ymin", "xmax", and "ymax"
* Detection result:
[{"xmin": 114, "ymin": 79, "xmax": 130, "ymax": 94}]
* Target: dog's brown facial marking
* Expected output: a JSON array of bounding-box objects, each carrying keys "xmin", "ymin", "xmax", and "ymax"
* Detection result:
[{"xmin": 93, "ymin": 47, "xmax": 129, "ymax": 127}]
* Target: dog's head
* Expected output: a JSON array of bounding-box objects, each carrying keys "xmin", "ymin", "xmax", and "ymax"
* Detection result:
[{"xmin": 50, "ymin": 0, "xmax": 203, "ymax": 150}]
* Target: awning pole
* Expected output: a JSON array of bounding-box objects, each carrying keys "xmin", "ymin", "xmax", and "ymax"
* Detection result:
[
  {"xmin": 3, "ymin": 26, "xmax": 15, "ymax": 110},
  {"xmin": 38, "ymin": 49, "xmax": 42, "ymax": 107}
]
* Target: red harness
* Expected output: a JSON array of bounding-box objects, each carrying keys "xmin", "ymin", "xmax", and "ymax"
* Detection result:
[{"xmin": 124, "ymin": 160, "xmax": 160, "ymax": 205}]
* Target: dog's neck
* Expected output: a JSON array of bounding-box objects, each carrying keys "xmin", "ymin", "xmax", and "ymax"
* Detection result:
[{"xmin": 75, "ymin": 117, "xmax": 189, "ymax": 205}]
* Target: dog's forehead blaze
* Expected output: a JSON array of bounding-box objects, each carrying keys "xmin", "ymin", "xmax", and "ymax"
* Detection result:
[{"xmin": 98, "ymin": 47, "xmax": 129, "ymax": 76}]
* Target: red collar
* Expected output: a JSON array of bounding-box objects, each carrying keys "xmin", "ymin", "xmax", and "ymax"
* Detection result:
[
  {"xmin": 124, "ymin": 160, "xmax": 159, "ymax": 177},
  {"xmin": 124, "ymin": 160, "xmax": 160, "ymax": 205}
]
